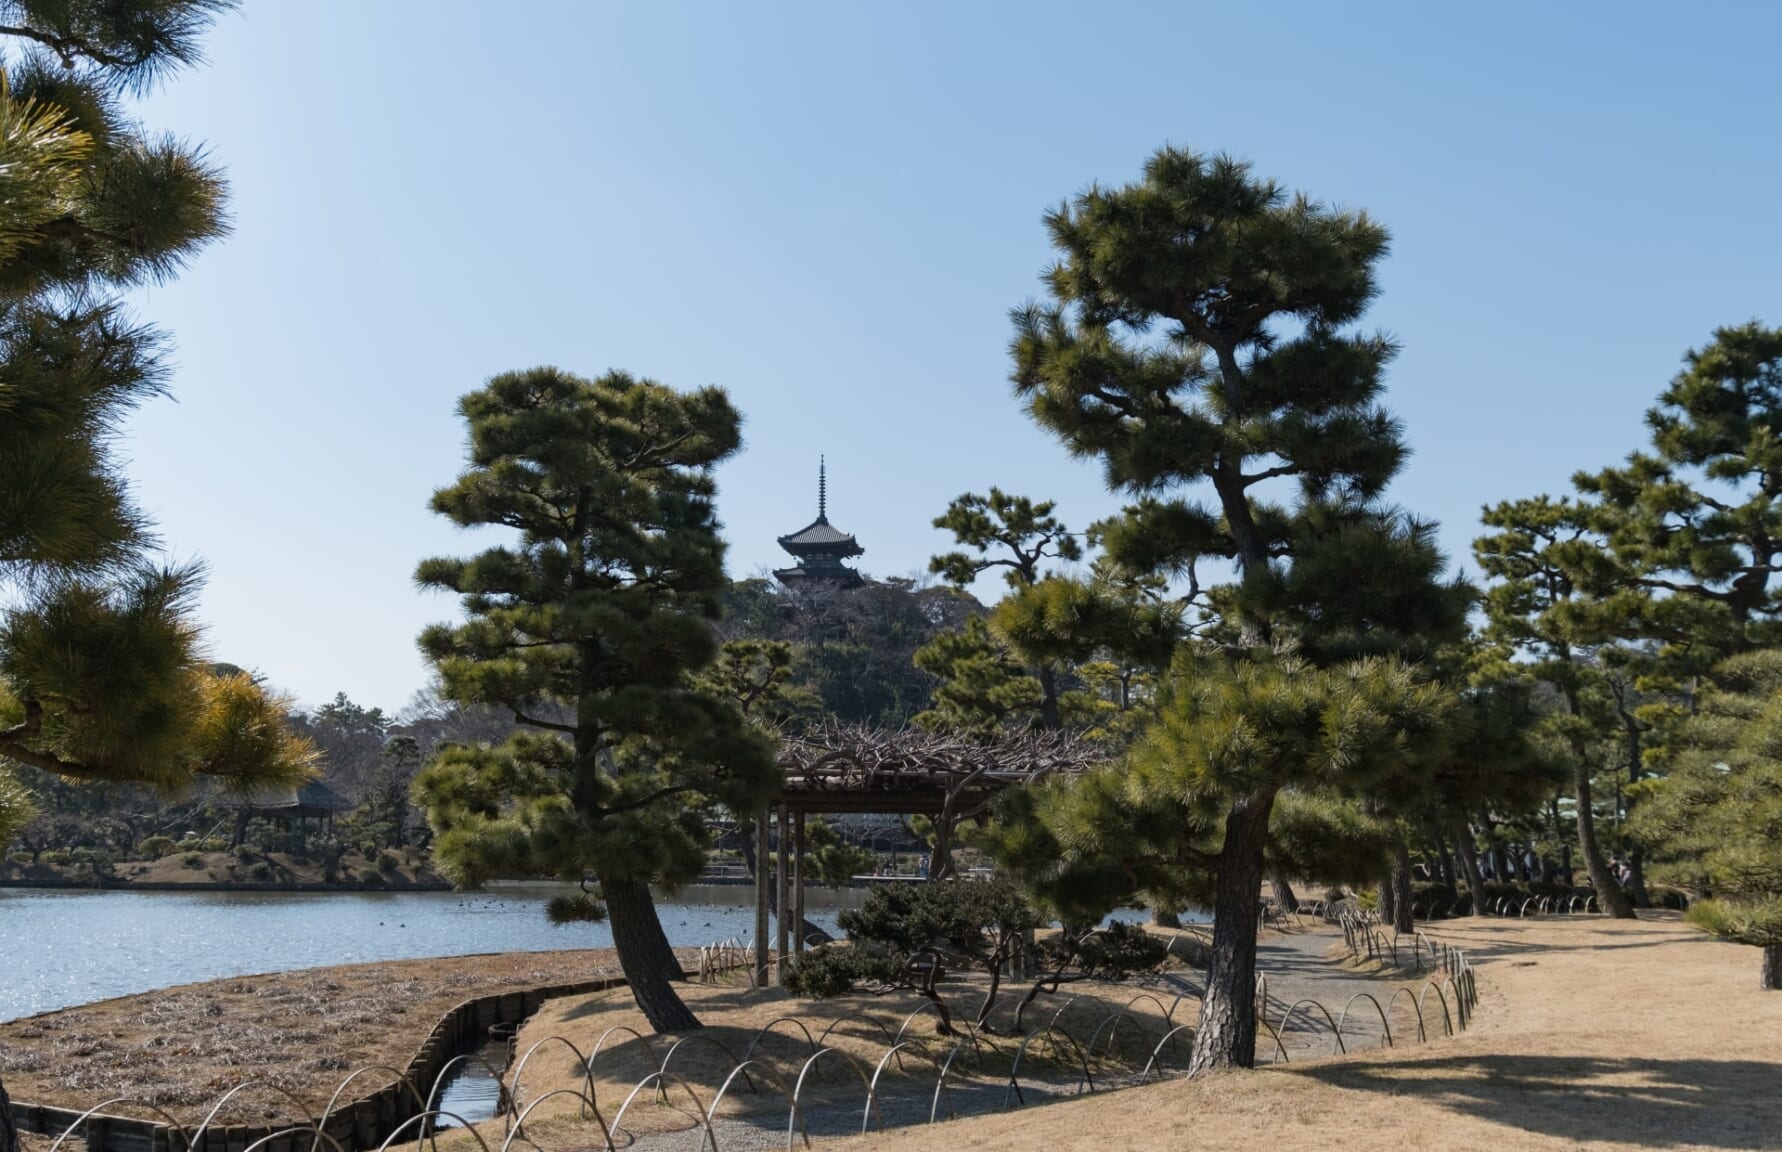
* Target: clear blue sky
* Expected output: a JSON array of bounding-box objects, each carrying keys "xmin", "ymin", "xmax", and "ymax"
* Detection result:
[{"xmin": 119, "ymin": 1, "xmax": 1782, "ymax": 712}]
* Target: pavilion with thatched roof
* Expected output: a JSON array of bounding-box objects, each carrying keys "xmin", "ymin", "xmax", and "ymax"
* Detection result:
[{"xmin": 231, "ymin": 779, "xmax": 355, "ymax": 845}]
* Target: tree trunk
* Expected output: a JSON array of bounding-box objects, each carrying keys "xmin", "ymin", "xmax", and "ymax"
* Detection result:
[
  {"xmin": 1623, "ymin": 724, "xmax": 1652, "ymax": 907},
  {"xmin": 1270, "ymin": 872, "xmax": 1299, "ymax": 914},
  {"xmin": 1763, "ymin": 943, "xmax": 1781, "ymax": 991},
  {"xmin": 1433, "ymin": 826, "xmax": 1456, "ymax": 893},
  {"xmin": 1450, "ymin": 817, "xmax": 1487, "ymax": 916},
  {"xmin": 1, "ymin": 1072, "xmax": 17, "ymax": 1152},
  {"xmin": 1390, "ymin": 838, "xmax": 1415, "ymax": 935},
  {"xmin": 1187, "ymin": 790, "xmax": 1275, "ymax": 1075},
  {"xmin": 1575, "ymin": 764, "xmax": 1634, "ymax": 919},
  {"xmin": 1377, "ymin": 880, "xmax": 1395, "ymax": 928},
  {"xmin": 1627, "ymin": 846, "xmax": 1652, "ymax": 909},
  {"xmin": 605, "ymin": 875, "xmax": 699, "ymax": 1031},
  {"xmin": 1036, "ymin": 665, "xmax": 1062, "ymax": 731}
]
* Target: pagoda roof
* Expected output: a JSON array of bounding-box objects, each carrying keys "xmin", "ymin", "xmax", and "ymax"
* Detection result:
[{"xmin": 777, "ymin": 514, "xmax": 864, "ymax": 555}]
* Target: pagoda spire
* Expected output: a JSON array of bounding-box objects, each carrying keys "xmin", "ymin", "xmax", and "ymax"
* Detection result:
[{"xmin": 774, "ymin": 454, "xmax": 864, "ymax": 588}]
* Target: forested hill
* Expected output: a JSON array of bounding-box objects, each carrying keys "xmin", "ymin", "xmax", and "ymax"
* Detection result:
[{"xmin": 3, "ymin": 576, "xmax": 975, "ymax": 875}]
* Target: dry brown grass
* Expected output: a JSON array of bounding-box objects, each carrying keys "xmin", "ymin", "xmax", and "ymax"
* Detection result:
[
  {"xmin": 475, "ymin": 966, "xmax": 1202, "ymax": 1143},
  {"xmin": 432, "ymin": 917, "xmax": 1782, "ymax": 1152},
  {"xmin": 0, "ymin": 949, "xmax": 644, "ymax": 1118},
  {"xmin": 829, "ymin": 915, "xmax": 1782, "ymax": 1152}
]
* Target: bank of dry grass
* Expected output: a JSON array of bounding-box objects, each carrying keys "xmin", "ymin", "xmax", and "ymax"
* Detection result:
[{"xmin": 0, "ymin": 950, "xmax": 637, "ymax": 1117}]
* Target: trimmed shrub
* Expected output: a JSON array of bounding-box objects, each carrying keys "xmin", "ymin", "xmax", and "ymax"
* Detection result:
[
  {"xmin": 1036, "ymin": 920, "xmax": 1168, "ymax": 977},
  {"xmin": 137, "ymin": 835, "xmax": 178, "ymax": 860},
  {"xmin": 784, "ymin": 945, "xmax": 902, "ymax": 999},
  {"xmin": 375, "ymin": 851, "xmax": 400, "ymax": 875}
]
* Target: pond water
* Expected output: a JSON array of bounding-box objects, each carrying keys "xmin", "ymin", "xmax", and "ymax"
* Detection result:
[{"xmin": 0, "ymin": 887, "xmax": 839, "ymax": 1021}]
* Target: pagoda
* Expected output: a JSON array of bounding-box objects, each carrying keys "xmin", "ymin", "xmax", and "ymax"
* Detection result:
[{"xmin": 774, "ymin": 458, "xmax": 864, "ymax": 588}]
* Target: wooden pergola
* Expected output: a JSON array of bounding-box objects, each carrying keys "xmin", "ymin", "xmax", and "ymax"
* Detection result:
[{"xmin": 754, "ymin": 723, "xmax": 1106, "ymax": 982}]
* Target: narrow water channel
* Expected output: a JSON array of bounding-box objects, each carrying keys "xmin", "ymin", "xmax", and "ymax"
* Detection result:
[{"xmin": 432, "ymin": 1032, "xmax": 515, "ymax": 1128}]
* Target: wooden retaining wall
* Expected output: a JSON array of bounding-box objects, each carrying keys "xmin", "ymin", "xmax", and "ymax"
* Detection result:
[{"xmin": 14, "ymin": 975, "xmax": 628, "ymax": 1152}]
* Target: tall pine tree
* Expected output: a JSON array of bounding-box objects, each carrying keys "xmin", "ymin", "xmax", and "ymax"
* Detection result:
[
  {"xmin": 1005, "ymin": 147, "xmax": 1467, "ymax": 1071},
  {"xmin": 411, "ymin": 367, "xmax": 780, "ymax": 1032}
]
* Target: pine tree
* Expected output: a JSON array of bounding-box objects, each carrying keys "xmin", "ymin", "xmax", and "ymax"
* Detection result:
[
  {"xmin": 1576, "ymin": 323, "xmax": 1782, "ymax": 652},
  {"xmin": 1004, "ymin": 147, "xmax": 1466, "ymax": 1071},
  {"xmin": 1475, "ymin": 496, "xmax": 1643, "ymax": 918},
  {"xmin": 1426, "ymin": 666, "xmax": 1562, "ymax": 916},
  {"xmin": 0, "ymin": 7, "xmax": 314, "ymax": 1146},
  {"xmin": 1633, "ymin": 648, "xmax": 1782, "ymax": 987},
  {"xmin": 0, "ymin": 1, "xmax": 312, "ymax": 804},
  {"xmin": 930, "ymin": 490, "xmax": 1080, "ymax": 727},
  {"xmin": 410, "ymin": 367, "xmax": 780, "ymax": 1032},
  {"xmin": 911, "ymin": 615, "xmax": 1043, "ymax": 734}
]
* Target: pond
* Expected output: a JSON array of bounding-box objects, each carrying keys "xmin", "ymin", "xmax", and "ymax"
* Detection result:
[{"xmin": 0, "ymin": 886, "xmax": 839, "ymax": 1021}]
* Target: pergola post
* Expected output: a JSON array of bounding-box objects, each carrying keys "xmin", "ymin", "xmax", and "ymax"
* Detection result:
[
  {"xmin": 793, "ymin": 810, "xmax": 808, "ymax": 956},
  {"xmin": 775, "ymin": 803, "xmax": 790, "ymax": 983},
  {"xmin": 753, "ymin": 806, "xmax": 771, "ymax": 986}
]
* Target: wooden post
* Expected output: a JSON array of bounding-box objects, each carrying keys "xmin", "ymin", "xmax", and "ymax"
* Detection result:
[
  {"xmin": 775, "ymin": 803, "xmax": 790, "ymax": 983},
  {"xmin": 754, "ymin": 806, "xmax": 771, "ymax": 986},
  {"xmin": 794, "ymin": 810, "xmax": 808, "ymax": 956}
]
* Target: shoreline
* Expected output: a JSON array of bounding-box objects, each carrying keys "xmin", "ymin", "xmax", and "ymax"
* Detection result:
[{"xmin": 0, "ymin": 875, "xmax": 453, "ymax": 892}]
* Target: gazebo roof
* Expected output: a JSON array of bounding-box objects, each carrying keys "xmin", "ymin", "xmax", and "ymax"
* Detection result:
[
  {"xmin": 773, "ymin": 723, "xmax": 1106, "ymax": 814},
  {"xmin": 239, "ymin": 779, "xmax": 355, "ymax": 815}
]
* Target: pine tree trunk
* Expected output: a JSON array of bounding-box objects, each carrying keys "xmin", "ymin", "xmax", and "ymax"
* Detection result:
[
  {"xmin": 1575, "ymin": 764, "xmax": 1634, "ymax": 919},
  {"xmin": 1187, "ymin": 790, "xmax": 1274, "ymax": 1075},
  {"xmin": 1391, "ymin": 839, "xmax": 1415, "ymax": 935},
  {"xmin": 605, "ymin": 876, "xmax": 699, "ymax": 1031},
  {"xmin": 1450, "ymin": 817, "xmax": 1487, "ymax": 916},
  {"xmin": 1433, "ymin": 826, "xmax": 1456, "ymax": 892},
  {"xmin": 1627, "ymin": 847, "xmax": 1652, "ymax": 908},
  {"xmin": 1622, "ymin": 710, "xmax": 1652, "ymax": 908},
  {"xmin": 1378, "ymin": 880, "xmax": 1396, "ymax": 927},
  {"xmin": 1762, "ymin": 943, "xmax": 1781, "ymax": 991},
  {"xmin": 1037, "ymin": 665, "xmax": 1062, "ymax": 730},
  {"xmin": 1270, "ymin": 873, "xmax": 1299, "ymax": 914},
  {"xmin": 1, "ymin": 1072, "xmax": 18, "ymax": 1152}
]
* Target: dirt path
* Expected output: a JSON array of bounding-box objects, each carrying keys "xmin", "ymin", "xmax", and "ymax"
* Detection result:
[{"xmin": 839, "ymin": 914, "xmax": 1782, "ymax": 1152}]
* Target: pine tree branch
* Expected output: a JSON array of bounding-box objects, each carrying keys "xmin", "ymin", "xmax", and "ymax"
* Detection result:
[
  {"xmin": 0, "ymin": 25, "xmax": 147, "ymax": 70},
  {"xmin": 0, "ymin": 700, "xmax": 108, "ymax": 780},
  {"xmin": 511, "ymin": 709, "xmax": 575, "ymax": 733},
  {"xmin": 600, "ymin": 783, "xmax": 702, "ymax": 816},
  {"xmin": 1239, "ymin": 464, "xmax": 1299, "ymax": 485}
]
